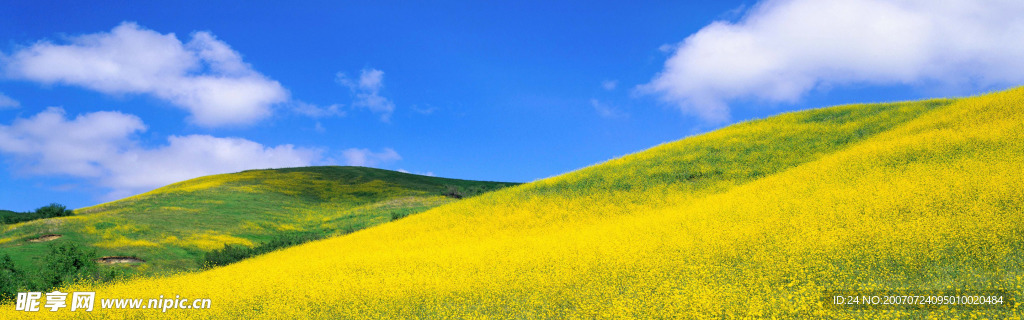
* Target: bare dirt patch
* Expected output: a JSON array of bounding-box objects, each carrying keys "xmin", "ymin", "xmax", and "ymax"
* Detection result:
[
  {"xmin": 97, "ymin": 256, "xmax": 146, "ymax": 264},
  {"xmin": 27, "ymin": 234, "xmax": 62, "ymax": 242}
]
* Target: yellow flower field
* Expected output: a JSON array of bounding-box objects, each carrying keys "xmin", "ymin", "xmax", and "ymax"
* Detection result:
[{"xmin": 3, "ymin": 87, "xmax": 1022, "ymax": 318}]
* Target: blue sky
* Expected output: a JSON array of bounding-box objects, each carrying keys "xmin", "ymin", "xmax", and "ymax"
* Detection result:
[{"xmin": 2, "ymin": 0, "xmax": 1022, "ymax": 211}]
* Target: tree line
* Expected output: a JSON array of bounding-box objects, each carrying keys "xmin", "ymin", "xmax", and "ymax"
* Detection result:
[{"xmin": 0, "ymin": 203, "xmax": 75, "ymax": 224}]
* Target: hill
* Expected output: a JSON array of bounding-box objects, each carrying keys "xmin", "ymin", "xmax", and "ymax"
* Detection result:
[
  {"xmin": 4, "ymin": 87, "xmax": 1023, "ymax": 318},
  {"xmin": 0, "ymin": 166, "xmax": 517, "ymax": 277}
]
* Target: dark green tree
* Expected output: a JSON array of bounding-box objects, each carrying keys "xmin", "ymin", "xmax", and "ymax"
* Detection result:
[{"xmin": 34, "ymin": 203, "xmax": 73, "ymax": 218}]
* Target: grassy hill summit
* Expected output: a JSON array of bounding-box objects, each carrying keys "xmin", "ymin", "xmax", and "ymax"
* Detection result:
[
  {"xmin": 4, "ymin": 86, "xmax": 1023, "ymax": 318},
  {"xmin": 0, "ymin": 166, "xmax": 517, "ymax": 277}
]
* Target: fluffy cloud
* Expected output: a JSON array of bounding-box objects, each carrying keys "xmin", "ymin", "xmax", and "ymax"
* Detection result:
[
  {"xmin": 0, "ymin": 107, "xmax": 145, "ymax": 177},
  {"xmin": 340, "ymin": 148, "xmax": 401, "ymax": 167},
  {"xmin": 0, "ymin": 93, "xmax": 19, "ymax": 109},
  {"xmin": 641, "ymin": 0, "xmax": 1024, "ymax": 121},
  {"xmin": 0, "ymin": 108, "xmax": 321, "ymax": 197},
  {"xmin": 104, "ymin": 135, "xmax": 320, "ymax": 193},
  {"xmin": 337, "ymin": 69, "xmax": 395, "ymax": 121},
  {"xmin": 3, "ymin": 22, "xmax": 288, "ymax": 127}
]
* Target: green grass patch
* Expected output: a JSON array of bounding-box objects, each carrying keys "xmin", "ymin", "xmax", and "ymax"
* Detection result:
[{"xmin": 0, "ymin": 166, "xmax": 518, "ymax": 288}]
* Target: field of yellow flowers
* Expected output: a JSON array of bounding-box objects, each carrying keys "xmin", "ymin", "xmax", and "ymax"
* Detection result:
[{"xmin": 4, "ymin": 87, "xmax": 1022, "ymax": 318}]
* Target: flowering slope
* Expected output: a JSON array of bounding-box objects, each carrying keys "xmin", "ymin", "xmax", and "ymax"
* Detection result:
[{"xmin": 5, "ymin": 87, "xmax": 1023, "ymax": 319}]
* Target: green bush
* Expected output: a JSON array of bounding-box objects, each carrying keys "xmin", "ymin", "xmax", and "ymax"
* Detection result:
[
  {"xmin": 39, "ymin": 242, "xmax": 98, "ymax": 289},
  {"xmin": 389, "ymin": 207, "xmax": 424, "ymax": 221},
  {"xmin": 0, "ymin": 254, "xmax": 23, "ymax": 302},
  {"xmin": 204, "ymin": 231, "xmax": 326, "ymax": 268},
  {"xmin": 203, "ymin": 244, "xmax": 252, "ymax": 267},
  {"xmin": 0, "ymin": 243, "xmax": 103, "ymax": 302},
  {"xmin": 442, "ymin": 185, "xmax": 464, "ymax": 199},
  {"xmin": 390, "ymin": 210, "xmax": 409, "ymax": 221},
  {"xmin": 441, "ymin": 184, "xmax": 514, "ymax": 199},
  {"xmin": 35, "ymin": 203, "xmax": 74, "ymax": 218}
]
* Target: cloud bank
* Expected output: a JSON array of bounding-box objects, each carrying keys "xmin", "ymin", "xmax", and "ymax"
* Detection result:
[
  {"xmin": 3, "ymin": 22, "xmax": 288, "ymax": 127},
  {"xmin": 642, "ymin": 0, "xmax": 1024, "ymax": 121},
  {"xmin": 0, "ymin": 108, "xmax": 320, "ymax": 198}
]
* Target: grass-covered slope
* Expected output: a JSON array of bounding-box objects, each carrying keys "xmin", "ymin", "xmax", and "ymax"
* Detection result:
[
  {"xmin": 0, "ymin": 166, "xmax": 517, "ymax": 276},
  {"xmin": 7, "ymin": 87, "xmax": 1024, "ymax": 318}
]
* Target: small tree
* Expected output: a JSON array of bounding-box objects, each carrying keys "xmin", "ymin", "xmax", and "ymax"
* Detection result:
[{"xmin": 35, "ymin": 203, "xmax": 73, "ymax": 218}]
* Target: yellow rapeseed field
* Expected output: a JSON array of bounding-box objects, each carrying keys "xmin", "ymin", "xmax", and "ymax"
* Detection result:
[{"xmin": 4, "ymin": 87, "xmax": 1022, "ymax": 318}]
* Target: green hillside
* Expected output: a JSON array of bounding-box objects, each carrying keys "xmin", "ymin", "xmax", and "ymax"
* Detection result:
[{"xmin": 0, "ymin": 166, "xmax": 517, "ymax": 277}]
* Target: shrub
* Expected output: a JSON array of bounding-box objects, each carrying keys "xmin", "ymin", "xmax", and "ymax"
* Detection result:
[
  {"xmin": 204, "ymin": 231, "xmax": 326, "ymax": 268},
  {"xmin": 442, "ymin": 185, "xmax": 464, "ymax": 199},
  {"xmin": 35, "ymin": 203, "xmax": 74, "ymax": 218},
  {"xmin": 441, "ymin": 184, "xmax": 514, "ymax": 199},
  {"xmin": 1, "ymin": 245, "xmax": 103, "ymax": 301},
  {"xmin": 389, "ymin": 207, "xmax": 431, "ymax": 221},
  {"xmin": 390, "ymin": 210, "xmax": 408, "ymax": 221},
  {"xmin": 0, "ymin": 254, "xmax": 23, "ymax": 303},
  {"xmin": 39, "ymin": 242, "xmax": 98, "ymax": 289},
  {"xmin": 203, "ymin": 244, "xmax": 253, "ymax": 267}
]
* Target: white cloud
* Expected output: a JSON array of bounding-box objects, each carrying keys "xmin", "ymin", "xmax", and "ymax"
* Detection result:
[
  {"xmin": 641, "ymin": 0, "xmax": 1024, "ymax": 122},
  {"xmin": 104, "ymin": 135, "xmax": 319, "ymax": 192},
  {"xmin": 293, "ymin": 101, "xmax": 344, "ymax": 118},
  {"xmin": 0, "ymin": 108, "xmax": 321, "ymax": 197},
  {"xmin": 590, "ymin": 99, "xmax": 626, "ymax": 119},
  {"xmin": 3, "ymin": 22, "xmax": 288, "ymax": 127},
  {"xmin": 0, "ymin": 107, "xmax": 145, "ymax": 177},
  {"xmin": 0, "ymin": 93, "xmax": 19, "ymax": 109},
  {"xmin": 340, "ymin": 148, "xmax": 401, "ymax": 167},
  {"xmin": 337, "ymin": 68, "xmax": 395, "ymax": 121},
  {"xmin": 601, "ymin": 80, "xmax": 618, "ymax": 91}
]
